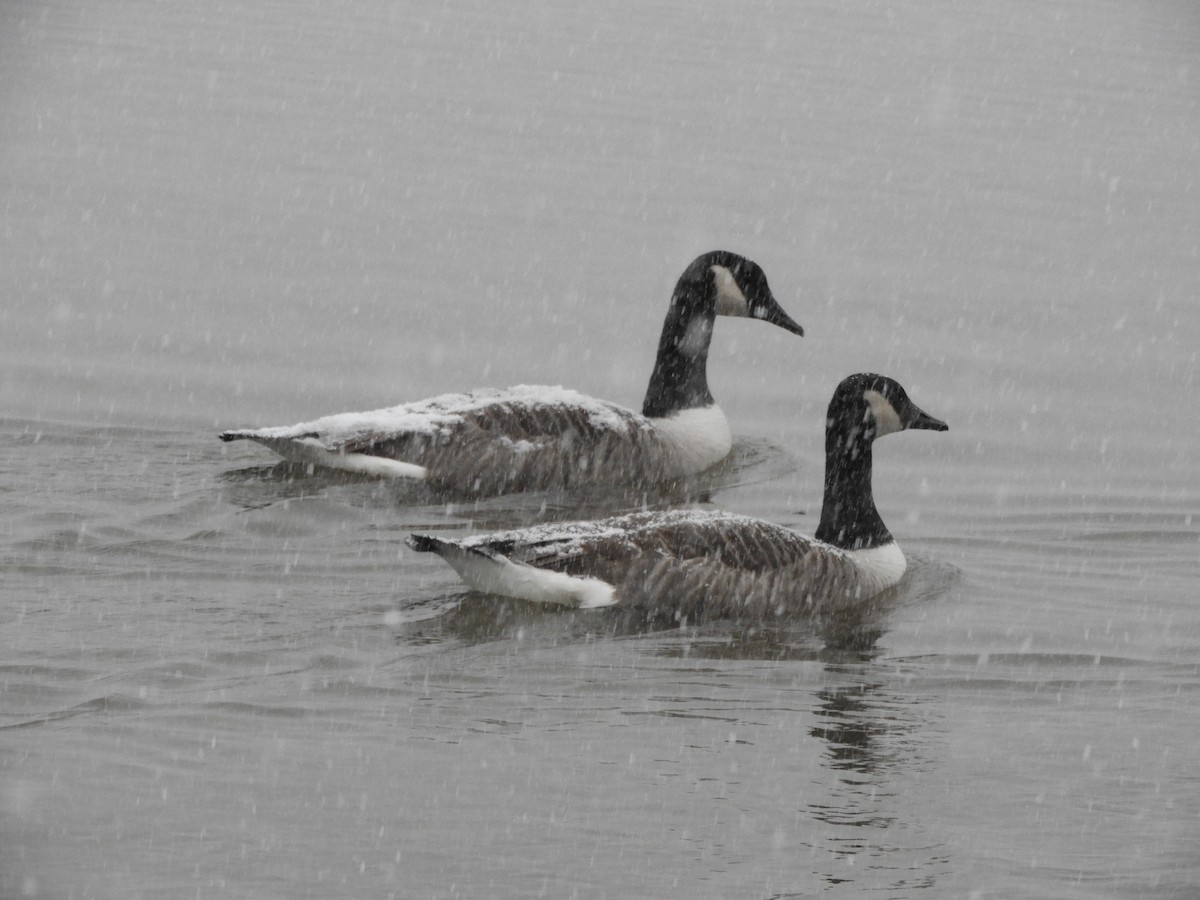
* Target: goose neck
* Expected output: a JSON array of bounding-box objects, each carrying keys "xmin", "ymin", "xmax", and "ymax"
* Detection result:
[
  {"xmin": 641, "ymin": 295, "xmax": 716, "ymax": 419},
  {"xmin": 815, "ymin": 434, "xmax": 891, "ymax": 550}
]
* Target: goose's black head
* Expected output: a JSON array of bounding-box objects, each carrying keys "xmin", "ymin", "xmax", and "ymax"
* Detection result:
[
  {"xmin": 827, "ymin": 373, "xmax": 948, "ymax": 454},
  {"xmin": 675, "ymin": 250, "xmax": 805, "ymax": 336}
]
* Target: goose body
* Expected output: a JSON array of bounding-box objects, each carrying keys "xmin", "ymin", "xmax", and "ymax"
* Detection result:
[
  {"xmin": 408, "ymin": 374, "xmax": 948, "ymax": 622},
  {"xmin": 220, "ymin": 386, "xmax": 732, "ymax": 495},
  {"xmin": 219, "ymin": 251, "xmax": 803, "ymax": 496}
]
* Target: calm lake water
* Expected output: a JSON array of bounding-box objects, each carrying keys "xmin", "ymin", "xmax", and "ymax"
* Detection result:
[{"xmin": 3, "ymin": 0, "xmax": 1199, "ymax": 897}]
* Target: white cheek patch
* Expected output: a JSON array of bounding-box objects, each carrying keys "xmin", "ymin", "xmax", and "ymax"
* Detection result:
[
  {"xmin": 864, "ymin": 389, "xmax": 903, "ymax": 437},
  {"xmin": 711, "ymin": 265, "xmax": 749, "ymax": 317}
]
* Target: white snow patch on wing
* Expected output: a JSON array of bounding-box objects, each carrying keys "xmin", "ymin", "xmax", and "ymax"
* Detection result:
[
  {"xmin": 502, "ymin": 384, "xmax": 644, "ymax": 432},
  {"xmin": 618, "ymin": 508, "xmax": 767, "ymax": 531},
  {"xmin": 241, "ymin": 385, "xmax": 645, "ymax": 448},
  {"xmin": 248, "ymin": 408, "xmax": 459, "ymax": 446},
  {"xmin": 459, "ymin": 518, "xmax": 631, "ymax": 553},
  {"xmin": 501, "ymin": 438, "xmax": 540, "ymax": 454},
  {"xmin": 458, "ymin": 508, "xmax": 775, "ymax": 559}
]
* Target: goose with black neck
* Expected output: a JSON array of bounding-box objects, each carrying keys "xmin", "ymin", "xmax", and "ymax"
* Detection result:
[
  {"xmin": 407, "ymin": 374, "xmax": 948, "ymax": 623},
  {"xmin": 219, "ymin": 250, "xmax": 803, "ymax": 497}
]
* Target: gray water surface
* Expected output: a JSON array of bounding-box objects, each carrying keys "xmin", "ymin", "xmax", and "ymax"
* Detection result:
[{"xmin": 3, "ymin": 1, "xmax": 1199, "ymax": 898}]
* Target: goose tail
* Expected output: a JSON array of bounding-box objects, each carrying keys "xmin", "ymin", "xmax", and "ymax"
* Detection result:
[{"xmin": 407, "ymin": 533, "xmax": 616, "ymax": 609}]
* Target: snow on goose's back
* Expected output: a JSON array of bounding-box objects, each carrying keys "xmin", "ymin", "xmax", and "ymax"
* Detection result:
[{"xmin": 219, "ymin": 250, "xmax": 803, "ymax": 496}]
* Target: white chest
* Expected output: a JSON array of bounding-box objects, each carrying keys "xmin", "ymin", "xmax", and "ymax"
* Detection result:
[
  {"xmin": 652, "ymin": 405, "xmax": 734, "ymax": 474},
  {"xmin": 844, "ymin": 541, "xmax": 908, "ymax": 593}
]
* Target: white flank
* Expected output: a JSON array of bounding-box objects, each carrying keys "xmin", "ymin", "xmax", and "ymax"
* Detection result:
[
  {"xmin": 844, "ymin": 541, "xmax": 907, "ymax": 594},
  {"xmin": 652, "ymin": 405, "xmax": 733, "ymax": 473},
  {"xmin": 282, "ymin": 438, "xmax": 427, "ymax": 479},
  {"xmin": 441, "ymin": 548, "xmax": 616, "ymax": 609}
]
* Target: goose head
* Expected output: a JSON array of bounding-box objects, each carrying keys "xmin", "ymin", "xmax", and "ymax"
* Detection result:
[
  {"xmin": 826, "ymin": 373, "xmax": 948, "ymax": 459},
  {"xmin": 642, "ymin": 251, "xmax": 803, "ymax": 419},
  {"xmin": 674, "ymin": 250, "xmax": 805, "ymax": 336}
]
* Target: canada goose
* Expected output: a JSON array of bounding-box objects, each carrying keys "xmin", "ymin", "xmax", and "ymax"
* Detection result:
[
  {"xmin": 408, "ymin": 374, "xmax": 948, "ymax": 622},
  {"xmin": 219, "ymin": 250, "xmax": 803, "ymax": 496}
]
